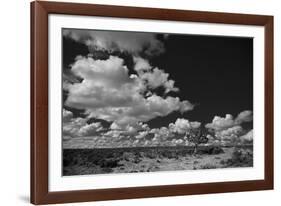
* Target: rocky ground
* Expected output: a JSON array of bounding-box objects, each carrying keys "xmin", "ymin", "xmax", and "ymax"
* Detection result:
[{"xmin": 63, "ymin": 145, "xmax": 253, "ymax": 176}]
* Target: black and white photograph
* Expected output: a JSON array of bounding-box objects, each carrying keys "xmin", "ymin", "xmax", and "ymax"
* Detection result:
[{"xmin": 62, "ymin": 28, "xmax": 254, "ymax": 176}]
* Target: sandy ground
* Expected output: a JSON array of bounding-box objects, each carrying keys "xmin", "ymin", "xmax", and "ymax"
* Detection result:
[{"xmin": 113, "ymin": 147, "xmax": 235, "ymax": 173}]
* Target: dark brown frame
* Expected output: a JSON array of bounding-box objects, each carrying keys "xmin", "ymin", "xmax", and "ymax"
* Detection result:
[{"xmin": 31, "ymin": 0, "xmax": 274, "ymax": 204}]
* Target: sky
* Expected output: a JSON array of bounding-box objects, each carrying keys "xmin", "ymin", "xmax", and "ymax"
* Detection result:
[{"xmin": 62, "ymin": 28, "xmax": 253, "ymax": 148}]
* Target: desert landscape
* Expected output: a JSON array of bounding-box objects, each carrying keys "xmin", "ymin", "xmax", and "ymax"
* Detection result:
[
  {"xmin": 61, "ymin": 29, "xmax": 254, "ymax": 176},
  {"xmin": 63, "ymin": 145, "xmax": 253, "ymax": 176}
]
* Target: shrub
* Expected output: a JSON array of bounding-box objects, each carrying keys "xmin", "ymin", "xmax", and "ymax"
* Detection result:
[
  {"xmin": 100, "ymin": 158, "xmax": 120, "ymax": 168},
  {"xmin": 207, "ymin": 146, "xmax": 224, "ymax": 155},
  {"xmin": 63, "ymin": 158, "xmax": 71, "ymax": 167},
  {"xmin": 161, "ymin": 151, "xmax": 177, "ymax": 159},
  {"xmin": 133, "ymin": 157, "xmax": 141, "ymax": 164},
  {"xmin": 145, "ymin": 151, "xmax": 158, "ymax": 159},
  {"xmin": 122, "ymin": 152, "xmax": 137, "ymax": 161},
  {"xmin": 195, "ymin": 146, "xmax": 224, "ymax": 155},
  {"xmin": 222, "ymin": 148, "xmax": 253, "ymax": 167},
  {"xmin": 101, "ymin": 167, "xmax": 113, "ymax": 173},
  {"xmin": 199, "ymin": 163, "xmax": 218, "ymax": 169}
]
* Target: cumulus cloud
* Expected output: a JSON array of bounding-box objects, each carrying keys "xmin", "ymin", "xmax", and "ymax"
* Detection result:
[
  {"xmin": 63, "ymin": 109, "xmax": 252, "ymax": 148},
  {"xmin": 240, "ymin": 129, "xmax": 253, "ymax": 143},
  {"xmin": 62, "ymin": 112, "xmax": 104, "ymax": 138},
  {"xmin": 204, "ymin": 134, "xmax": 220, "ymax": 146},
  {"xmin": 139, "ymin": 68, "xmax": 179, "ymax": 93},
  {"xmin": 103, "ymin": 130, "xmax": 123, "ymax": 139},
  {"xmin": 133, "ymin": 56, "xmax": 152, "ymax": 72},
  {"xmin": 62, "ymin": 135, "xmax": 72, "ymax": 141},
  {"xmin": 205, "ymin": 114, "xmax": 235, "ymax": 131},
  {"xmin": 110, "ymin": 122, "xmax": 122, "ymax": 130},
  {"xmin": 205, "ymin": 110, "xmax": 253, "ymax": 131},
  {"xmin": 139, "ymin": 122, "xmax": 150, "ymax": 131},
  {"xmin": 124, "ymin": 125, "xmax": 138, "ymax": 135},
  {"xmin": 63, "ymin": 109, "xmax": 73, "ymax": 122},
  {"xmin": 105, "ymin": 122, "xmax": 150, "ymax": 141},
  {"xmin": 205, "ymin": 111, "xmax": 253, "ymax": 146},
  {"xmin": 235, "ymin": 110, "xmax": 253, "ymax": 124},
  {"xmin": 126, "ymin": 118, "xmax": 201, "ymax": 147},
  {"xmin": 169, "ymin": 118, "xmax": 201, "ymax": 134},
  {"xmin": 135, "ymin": 131, "xmax": 149, "ymax": 139},
  {"xmin": 216, "ymin": 125, "xmax": 243, "ymax": 142},
  {"xmin": 65, "ymin": 55, "xmax": 194, "ymax": 127},
  {"xmin": 133, "ymin": 57, "xmax": 179, "ymax": 93},
  {"xmin": 150, "ymin": 127, "xmax": 171, "ymax": 140},
  {"xmin": 78, "ymin": 122, "xmax": 104, "ymax": 136},
  {"xmin": 63, "ymin": 29, "xmax": 165, "ymax": 56},
  {"xmin": 63, "ymin": 117, "xmax": 86, "ymax": 137},
  {"xmin": 62, "ymin": 29, "xmax": 196, "ymax": 148},
  {"xmin": 171, "ymin": 138, "xmax": 184, "ymax": 146},
  {"xmin": 66, "ymin": 117, "xmax": 201, "ymax": 147}
]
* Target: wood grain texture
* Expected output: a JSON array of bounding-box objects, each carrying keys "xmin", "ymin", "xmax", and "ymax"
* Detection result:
[
  {"xmin": 31, "ymin": 1, "xmax": 49, "ymax": 204},
  {"xmin": 30, "ymin": 1, "xmax": 274, "ymax": 204}
]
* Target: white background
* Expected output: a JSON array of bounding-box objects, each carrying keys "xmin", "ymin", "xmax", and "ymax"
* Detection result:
[
  {"xmin": 49, "ymin": 15, "xmax": 265, "ymax": 191},
  {"xmin": 0, "ymin": 0, "xmax": 280, "ymax": 205}
]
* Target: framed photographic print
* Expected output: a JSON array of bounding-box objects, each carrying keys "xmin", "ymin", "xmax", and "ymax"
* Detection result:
[{"xmin": 31, "ymin": 1, "xmax": 274, "ymax": 204}]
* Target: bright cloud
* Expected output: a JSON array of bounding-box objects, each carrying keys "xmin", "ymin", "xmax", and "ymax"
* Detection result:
[
  {"xmin": 63, "ymin": 29, "xmax": 165, "ymax": 56},
  {"xmin": 78, "ymin": 122, "xmax": 104, "ymax": 136},
  {"xmin": 63, "ymin": 116, "xmax": 86, "ymax": 137},
  {"xmin": 125, "ymin": 118, "xmax": 201, "ymax": 147},
  {"xmin": 150, "ymin": 127, "xmax": 171, "ymax": 140},
  {"xmin": 135, "ymin": 131, "xmax": 149, "ymax": 139},
  {"xmin": 235, "ymin": 110, "xmax": 253, "ymax": 124},
  {"xmin": 171, "ymin": 138, "xmax": 184, "ymax": 146},
  {"xmin": 62, "ymin": 110, "xmax": 104, "ymax": 138},
  {"xmin": 110, "ymin": 122, "xmax": 122, "ymax": 130},
  {"xmin": 103, "ymin": 130, "xmax": 123, "ymax": 139},
  {"xmin": 240, "ymin": 129, "xmax": 253, "ymax": 143},
  {"xmin": 216, "ymin": 125, "xmax": 243, "ymax": 141},
  {"xmin": 205, "ymin": 110, "xmax": 253, "ymax": 131},
  {"xmin": 205, "ymin": 114, "xmax": 235, "ymax": 131},
  {"xmin": 133, "ymin": 56, "xmax": 152, "ymax": 72},
  {"xmin": 63, "ymin": 109, "xmax": 73, "ymax": 122},
  {"xmin": 133, "ymin": 57, "xmax": 179, "ymax": 93},
  {"xmin": 205, "ymin": 111, "xmax": 253, "ymax": 146},
  {"xmin": 169, "ymin": 118, "xmax": 201, "ymax": 134},
  {"xmin": 65, "ymin": 55, "xmax": 194, "ymax": 127}
]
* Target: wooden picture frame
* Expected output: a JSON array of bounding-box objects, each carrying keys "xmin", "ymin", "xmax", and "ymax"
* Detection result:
[{"xmin": 31, "ymin": 1, "xmax": 274, "ymax": 204}]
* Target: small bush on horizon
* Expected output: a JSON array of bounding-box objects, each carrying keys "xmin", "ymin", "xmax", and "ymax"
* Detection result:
[
  {"xmin": 221, "ymin": 147, "xmax": 253, "ymax": 167},
  {"xmin": 199, "ymin": 163, "xmax": 218, "ymax": 169}
]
